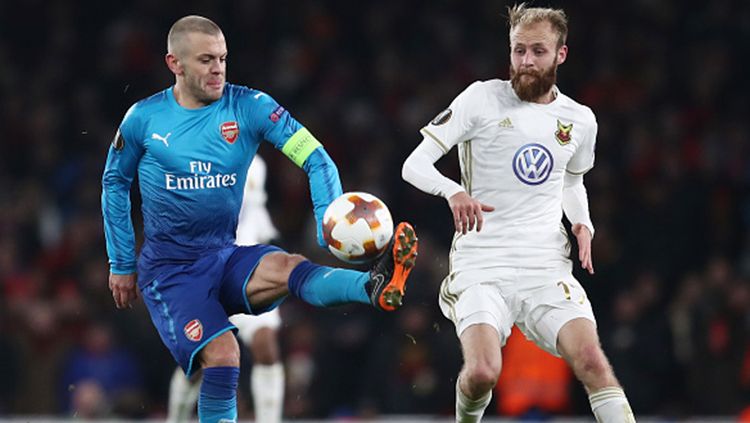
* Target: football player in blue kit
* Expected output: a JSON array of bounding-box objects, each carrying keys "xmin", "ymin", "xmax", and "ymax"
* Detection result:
[{"xmin": 101, "ymin": 15, "xmax": 418, "ymax": 423}]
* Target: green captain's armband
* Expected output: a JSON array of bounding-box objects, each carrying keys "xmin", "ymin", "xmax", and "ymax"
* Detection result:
[{"xmin": 281, "ymin": 128, "xmax": 322, "ymax": 167}]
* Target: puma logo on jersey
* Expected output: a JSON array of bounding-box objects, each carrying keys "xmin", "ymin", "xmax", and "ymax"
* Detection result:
[
  {"xmin": 151, "ymin": 132, "xmax": 171, "ymax": 147},
  {"xmin": 498, "ymin": 117, "xmax": 514, "ymax": 128}
]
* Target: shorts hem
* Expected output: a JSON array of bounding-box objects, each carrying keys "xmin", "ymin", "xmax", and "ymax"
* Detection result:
[
  {"xmin": 242, "ymin": 249, "xmax": 284, "ymax": 314},
  {"xmin": 185, "ymin": 325, "xmax": 236, "ymax": 378}
]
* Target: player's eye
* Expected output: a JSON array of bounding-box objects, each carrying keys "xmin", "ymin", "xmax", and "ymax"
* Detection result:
[{"xmin": 534, "ymin": 49, "xmax": 546, "ymax": 55}]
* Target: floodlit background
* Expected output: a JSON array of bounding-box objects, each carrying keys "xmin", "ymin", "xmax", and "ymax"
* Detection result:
[{"xmin": 1, "ymin": 0, "xmax": 749, "ymax": 421}]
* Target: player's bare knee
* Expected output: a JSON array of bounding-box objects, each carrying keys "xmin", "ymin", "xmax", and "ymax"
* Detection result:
[
  {"xmin": 574, "ymin": 343, "xmax": 610, "ymax": 378},
  {"xmin": 258, "ymin": 252, "xmax": 306, "ymax": 283},
  {"xmin": 463, "ymin": 360, "xmax": 501, "ymax": 393},
  {"xmin": 199, "ymin": 332, "xmax": 240, "ymax": 368}
]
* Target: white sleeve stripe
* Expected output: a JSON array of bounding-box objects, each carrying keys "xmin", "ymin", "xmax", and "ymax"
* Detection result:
[{"xmin": 420, "ymin": 127, "xmax": 450, "ymax": 154}]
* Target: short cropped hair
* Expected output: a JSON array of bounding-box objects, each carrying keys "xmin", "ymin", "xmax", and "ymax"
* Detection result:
[
  {"xmin": 167, "ymin": 15, "xmax": 222, "ymax": 54},
  {"xmin": 507, "ymin": 3, "xmax": 568, "ymax": 48}
]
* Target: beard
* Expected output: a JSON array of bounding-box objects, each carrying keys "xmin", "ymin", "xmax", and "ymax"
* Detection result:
[
  {"xmin": 184, "ymin": 72, "xmax": 223, "ymax": 105},
  {"xmin": 510, "ymin": 63, "xmax": 557, "ymax": 102}
]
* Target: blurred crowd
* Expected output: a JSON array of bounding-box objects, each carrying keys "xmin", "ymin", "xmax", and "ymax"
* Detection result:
[{"xmin": 1, "ymin": 0, "xmax": 749, "ymax": 419}]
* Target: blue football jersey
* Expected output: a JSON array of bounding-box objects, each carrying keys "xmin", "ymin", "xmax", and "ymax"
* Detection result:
[{"xmin": 102, "ymin": 84, "xmax": 309, "ymax": 282}]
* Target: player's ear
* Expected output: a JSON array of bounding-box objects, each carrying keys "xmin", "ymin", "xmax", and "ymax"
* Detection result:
[
  {"xmin": 556, "ymin": 44, "xmax": 568, "ymax": 65},
  {"xmin": 165, "ymin": 53, "xmax": 183, "ymax": 76}
]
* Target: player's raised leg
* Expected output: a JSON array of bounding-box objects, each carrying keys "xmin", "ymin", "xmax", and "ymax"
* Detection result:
[
  {"xmin": 557, "ymin": 318, "xmax": 635, "ymax": 423},
  {"xmin": 241, "ymin": 222, "xmax": 418, "ymax": 312}
]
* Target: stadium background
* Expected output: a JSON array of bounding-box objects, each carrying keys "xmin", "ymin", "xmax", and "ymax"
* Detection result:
[{"xmin": 1, "ymin": 0, "xmax": 749, "ymax": 420}]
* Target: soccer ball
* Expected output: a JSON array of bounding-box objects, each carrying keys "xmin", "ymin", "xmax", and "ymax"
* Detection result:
[{"xmin": 323, "ymin": 192, "xmax": 394, "ymax": 264}]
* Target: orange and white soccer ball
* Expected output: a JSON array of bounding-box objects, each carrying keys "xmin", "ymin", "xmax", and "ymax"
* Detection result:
[{"xmin": 322, "ymin": 192, "xmax": 394, "ymax": 264}]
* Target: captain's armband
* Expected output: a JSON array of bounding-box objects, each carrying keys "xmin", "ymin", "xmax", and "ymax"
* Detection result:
[{"xmin": 281, "ymin": 128, "xmax": 322, "ymax": 167}]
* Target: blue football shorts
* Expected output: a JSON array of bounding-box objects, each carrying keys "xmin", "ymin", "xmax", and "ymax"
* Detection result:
[{"xmin": 139, "ymin": 244, "xmax": 284, "ymax": 376}]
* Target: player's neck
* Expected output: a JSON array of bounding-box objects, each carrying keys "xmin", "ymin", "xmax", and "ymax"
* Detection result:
[
  {"xmin": 533, "ymin": 88, "xmax": 557, "ymax": 105},
  {"xmin": 173, "ymin": 83, "xmax": 209, "ymax": 109}
]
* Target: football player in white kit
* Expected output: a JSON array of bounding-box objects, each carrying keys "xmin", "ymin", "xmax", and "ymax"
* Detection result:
[
  {"xmin": 167, "ymin": 155, "xmax": 285, "ymax": 423},
  {"xmin": 402, "ymin": 4, "xmax": 635, "ymax": 423}
]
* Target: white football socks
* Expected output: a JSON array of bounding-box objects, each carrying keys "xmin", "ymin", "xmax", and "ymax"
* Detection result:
[
  {"xmin": 589, "ymin": 387, "xmax": 636, "ymax": 423},
  {"xmin": 456, "ymin": 379, "xmax": 492, "ymax": 423},
  {"xmin": 251, "ymin": 363, "xmax": 285, "ymax": 423},
  {"xmin": 167, "ymin": 368, "xmax": 200, "ymax": 423}
]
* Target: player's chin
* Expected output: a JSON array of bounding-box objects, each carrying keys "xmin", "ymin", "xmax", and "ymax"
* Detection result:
[{"xmin": 205, "ymin": 83, "xmax": 224, "ymax": 98}]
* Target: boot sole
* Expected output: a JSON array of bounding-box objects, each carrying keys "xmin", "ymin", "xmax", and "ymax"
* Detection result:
[{"xmin": 378, "ymin": 222, "xmax": 418, "ymax": 311}]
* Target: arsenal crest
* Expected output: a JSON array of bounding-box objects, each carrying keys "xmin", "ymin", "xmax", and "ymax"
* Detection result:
[
  {"xmin": 183, "ymin": 319, "xmax": 203, "ymax": 342},
  {"xmin": 220, "ymin": 121, "xmax": 239, "ymax": 144},
  {"xmin": 555, "ymin": 120, "xmax": 573, "ymax": 145}
]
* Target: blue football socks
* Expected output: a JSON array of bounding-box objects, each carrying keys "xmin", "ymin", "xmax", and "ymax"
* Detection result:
[
  {"xmin": 198, "ymin": 366, "xmax": 239, "ymax": 423},
  {"xmin": 288, "ymin": 260, "xmax": 370, "ymax": 306}
]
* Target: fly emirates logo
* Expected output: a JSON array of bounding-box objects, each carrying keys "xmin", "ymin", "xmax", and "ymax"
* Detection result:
[{"xmin": 165, "ymin": 161, "xmax": 237, "ymax": 191}]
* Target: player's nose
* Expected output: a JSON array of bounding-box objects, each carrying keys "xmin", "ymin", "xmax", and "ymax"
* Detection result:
[
  {"xmin": 209, "ymin": 60, "xmax": 223, "ymax": 74},
  {"xmin": 521, "ymin": 51, "xmax": 535, "ymax": 66}
]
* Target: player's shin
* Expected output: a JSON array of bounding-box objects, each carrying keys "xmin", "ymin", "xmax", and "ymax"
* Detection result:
[
  {"xmin": 251, "ymin": 363, "xmax": 284, "ymax": 423},
  {"xmin": 589, "ymin": 387, "xmax": 636, "ymax": 423},
  {"xmin": 287, "ymin": 260, "xmax": 370, "ymax": 306},
  {"xmin": 198, "ymin": 366, "xmax": 240, "ymax": 423}
]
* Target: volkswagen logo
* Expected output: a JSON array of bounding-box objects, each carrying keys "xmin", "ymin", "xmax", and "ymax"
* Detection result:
[{"xmin": 513, "ymin": 143, "xmax": 554, "ymax": 185}]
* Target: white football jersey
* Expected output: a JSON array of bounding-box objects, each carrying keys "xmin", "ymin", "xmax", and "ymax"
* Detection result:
[{"xmin": 421, "ymin": 79, "xmax": 597, "ymax": 269}]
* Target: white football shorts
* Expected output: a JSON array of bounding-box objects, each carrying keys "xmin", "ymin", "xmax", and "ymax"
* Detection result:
[
  {"xmin": 229, "ymin": 308, "xmax": 282, "ymax": 343},
  {"xmin": 439, "ymin": 265, "xmax": 596, "ymax": 356}
]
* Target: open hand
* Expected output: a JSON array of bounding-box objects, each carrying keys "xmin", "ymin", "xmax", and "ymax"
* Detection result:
[{"xmin": 447, "ymin": 192, "xmax": 495, "ymax": 234}]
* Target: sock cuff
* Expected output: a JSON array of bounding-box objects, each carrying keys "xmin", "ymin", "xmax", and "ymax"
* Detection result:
[
  {"xmin": 288, "ymin": 260, "xmax": 316, "ymax": 298},
  {"xmin": 456, "ymin": 379, "xmax": 492, "ymax": 407},
  {"xmin": 202, "ymin": 366, "xmax": 240, "ymax": 398},
  {"xmin": 589, "ymin": 386, "xmax": 625, "ymax": 402}
]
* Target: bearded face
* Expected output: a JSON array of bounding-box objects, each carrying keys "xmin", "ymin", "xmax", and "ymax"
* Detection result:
[
  {"xmin": 508, "ymin": 20, "xmax": 567, "ymax": 103},
  {"xmin": 509, "ymin": 62, "xmax": 558, "ymax": 102}
]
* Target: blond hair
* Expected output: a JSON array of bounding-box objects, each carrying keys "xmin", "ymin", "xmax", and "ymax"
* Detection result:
[
  {"xmin": 507, "ymin": 3, "xmax": 568, "ymax": 48},
  {"xmin": 167, "ymin": 15, "xmax": 222, "ymax": 54}
]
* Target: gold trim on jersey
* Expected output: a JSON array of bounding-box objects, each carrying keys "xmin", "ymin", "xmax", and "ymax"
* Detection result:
[
  {"xmin": 448, "ymin": 230, "xmax": 461, "ymax": 275},
  {"xmin": 459, "ymin": 141, "xmax": 473, "ymax": 195},
  {"xmin": 439, "ymin": 273, "xmax": 459, "ymax": 322},
  {"xmin": 420, "ymin": 128, "xmax": 450, "ymax": 154},
  {"xmin": 565, "ymin": 166, "xmax": 593, "ymax": 176},
  {"xmin": 439, "ymin": 232, "xmax": 462, "ymax": 323}
]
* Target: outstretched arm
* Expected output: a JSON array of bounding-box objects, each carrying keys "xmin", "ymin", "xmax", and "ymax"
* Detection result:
[
  {"xmin": 302, "ymin": 148, "xmax": 343, "ymax": 247},
  {"xmin": 402, "ymin": 139, "xmax": 493, "ymax": 234},
  {"xmin": 562, "ymin": 172, "xmax": 594, "ymax": 274},
  {"xmin": 280, "ymin": 127, "xmax": 342, "ymax": 248}
]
